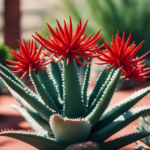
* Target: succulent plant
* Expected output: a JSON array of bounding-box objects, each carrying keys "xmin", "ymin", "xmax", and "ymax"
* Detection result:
[
  {"xmin": 136, "ymin": 116, "xmax": 150, "ymax": 149},
  {"xmin": 0, "ymin": 17, "xmax": 150, "ymax": 150}
]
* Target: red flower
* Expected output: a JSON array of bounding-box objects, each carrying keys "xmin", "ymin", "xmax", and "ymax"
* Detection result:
[
  {"xmin": 33, "ymin": 16, "xmax": 103, "ymax": 65},
  {"xmin": 122, "ymin": 60, "xmax": 150, "ymax": 84},
  {"xmin": 6, "ymin": 39, "xmax": 53, "ymax": 79},
  {"xmin": 97, "ymin": 31, "xmax": 149, "ymax": 71}
]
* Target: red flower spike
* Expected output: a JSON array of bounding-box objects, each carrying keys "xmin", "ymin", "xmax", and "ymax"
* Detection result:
[
  {"xmin": 33, "ymin": 16, "xmax": 103, "ymax": 65},
  {"xmin": 97, "ymin": 31, "xmax": 150, "ymax": 82},
  {"xmin": 6, "ymin": 39, "xmax": 53, "ymax": 79},
  {"xmin": 122, "ymin": 60, "xmax": 150, "ymax": 84},
  {"xmin": 98, "ymin": 32, "xmax": 148, "ymax": 68}
]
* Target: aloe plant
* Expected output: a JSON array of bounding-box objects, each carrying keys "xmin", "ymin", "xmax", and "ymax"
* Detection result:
[
  {"xmin": 136, "ymin": 116, "xmax": 150, "ymax": 149},
  {"xmin": 0, "ymin": 17, "xmax": 150, "ymax": 150}
]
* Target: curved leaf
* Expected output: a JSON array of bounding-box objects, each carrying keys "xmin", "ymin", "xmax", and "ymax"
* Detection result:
[
  {"xmin": 0, "ymin": 131, "xmax": 68, "ymax": 150},
  {"xmin": 0, "ymin": 64, "xmax": 26, "ymax": 87},
  {"xmin": 83, "ymin": 68, "xmax": 114, "ymax": 117},
  {"xmin": 93, "ymin": 86, "xmax": 150, "ymax": 132},
  {"xmin": 4, "ymin": 82, "xmax": 37, "ymax": 113},
  {"xmin": 88, "ymin": 65, "xmax": 116, "ymax": 107},
  {"xmin": 12, "ymin": 105, "xmax": 51, "ymax": 135},
  {"xmin": 30, "ymin": 69, "xmax": 61, "ymax": 113},
  {"xmin": 0, "ymin": 71, "xmax": 55, "ymax": 121},
  {"xmin": 90, "ymin": 106, "xmax": 150, "ymax": 142},
  {"xmin": 136, "ymin": 117, "xmax": 150, "ymax": 148},
  {"xmin": 37, "ymin": 69, "xmax": 63, "ymax": 110},
  {"xmin": 99, "ymin": 132, "xmax": 150, "ymax": 150},
  {"xmin": 86, "ymin": 68, "xmax": 121, "ymax": 126}
]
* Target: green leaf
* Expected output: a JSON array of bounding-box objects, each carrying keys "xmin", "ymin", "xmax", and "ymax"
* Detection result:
[
  {"xmin": 83, "ymin": 68, "xmax": 115, "ymax": 117},
  {"xmin": 2, "ymin": 79, "xmax": 51, "ymax": 133},
  {"xmin": 0, "ymin": 131, "xmax": 68, "ymax": 150},
  {"xmin": 37, "ymin": 69, "xmax": 63, "ymax": 110},
  {"xmin": 9, "ymin": 88, "xmax": 51, "ymax": 131},
  {"xmin": 141, "ymin": 116, "xmax": 150, "ymax": 125},
  {"xmin": 81, "ymin": 63, "xmax": 91, "ymax": 106},
  {"xmin": 137, "ymin": 119, "xmax": 150, "ymax": 133},
  {"xmin": 0, "ymin": 64, "xmax": 25, "ymax": 87},
  {"xmin": 88, "ymin": 65, "xmax": 116, "ymax": 107},
  {"xmin": 142, "ymin": 138, "xmax": 150, "ymax": 148},
  {"xmin": 90, "ymin": 106, "xmax": 150, "ymax": 142},
  {"xmin": 5, "ymin": 83, "xmax": 51, "ymax": 132},
  {"xmin": 136, "ymin": 117, "xmax": 150, "ymax": 147},
  {"xmin": 99, "ymin": 132, "xmax": 150, "ymax": 150},
  {"xmin": 0, "ymin": 71, "xmax": 55, "ymax": 121},
  {"xmin": 63, "ymin": 57, "xmax": 85, "ymax": 118},
  {"xmin": 12, "ymin": 105, "xmax": 51, "ymax": 135},
  {"xmin": 4, "ymin": 82, "xmax": 37, "ymax": 113},
  {"xmin": 48, "ymin": 61, "xmax": 63, "ymax": 100},
  {"xmin": 0, "ymin": 64, "xmax": 39, "ymax": 107},
  {"xmin": 30, "ymin": 69, "xmax": 61, "ymax": 113},
  {"xmin": 93, "ymin": 86, "xmax": 150, "ymax": 132},
  {"xmin": 86, "ymin": 68, "xmax": 121, "ymax": 126}
]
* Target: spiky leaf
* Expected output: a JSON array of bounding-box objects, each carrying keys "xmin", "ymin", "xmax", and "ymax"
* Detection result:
[
  {"xmin": 81, "ymin": 63, "xmax": 91, "ymax": 106},
  {"xmin": 0, "ymin": 71, "xmax": 55, "ymax": 121},
  {"xmin": 90, "ymin": 106, "xmax": 150, "ymax": 142},
  {"xmin": 0, "ymin": 131, "xmax": 68, "ymax": 150},
  {"xmin": 4, "ymin": 81, "xmax": 37, "ymax": 113},
  {"xmin": 83, "ymin": 68, "xmax": 114, "ymax": 117},
  {"xmin": 12, "ymin": 105, "xmax": 51, "ymax": 135},
  {"xmin": 99, "ymin": 132, "xmax": 150, "ymax": 150},
  {"xmin": 88, "ymin": 65, "xmax": 116, "ymax": 107},
  {"xmin": 93, "ymin": 86, "xmax": 150, "ymax": 132},
  {"xmin": 86, "ymin": 68, "xmax": 121, "ymax": 126},
  {"xmin": 30, "ymin": 69, "xmax": 61, "ymax": 113},
  {"xmin": 48, "ymin": 61, "xmax": 63, "ymax": 99},
  {"xmin": 37, "ymin": 69, "xmax": 63, "ymax": 110},
  {"xmin": 3, "ymin": 82, "xmax": 51, "ymax": 133},
  {"xmin": 142, "ymin": 138, "xmax": 150, "ymax": 148},
  {"xmin": 136, "ymin": 117, "xmax": 150, "ymax": 148},
  {"xmin": 63, "ymin": 57, "xmax": 85, "ymax": 118},
  {"xmin": 5, "ymin": 84, "xmax": 51, "ymax": 132},
  {"xmin": 0, "ymin": 64, "xmax": 25, "ymax": 87}
]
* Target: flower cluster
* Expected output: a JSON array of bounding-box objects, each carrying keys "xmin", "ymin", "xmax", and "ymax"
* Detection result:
[
  {"xmin": 33, "ymin": 16, "xmax": 103, "ymax": 65},
  {"xmin": 122, "ymin": 60, "xmax": 150, "ymax": 83},
  {"xmin": 6, "ymin": 39, "xmax": 52, "ymax": 79},
  {"xmin": 97, "ymin": 31, "xmax": 150, "ymax": 83},
  {"xmin": 6, "ymin": 17, "xmax": 150, "ymax": 83}
]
